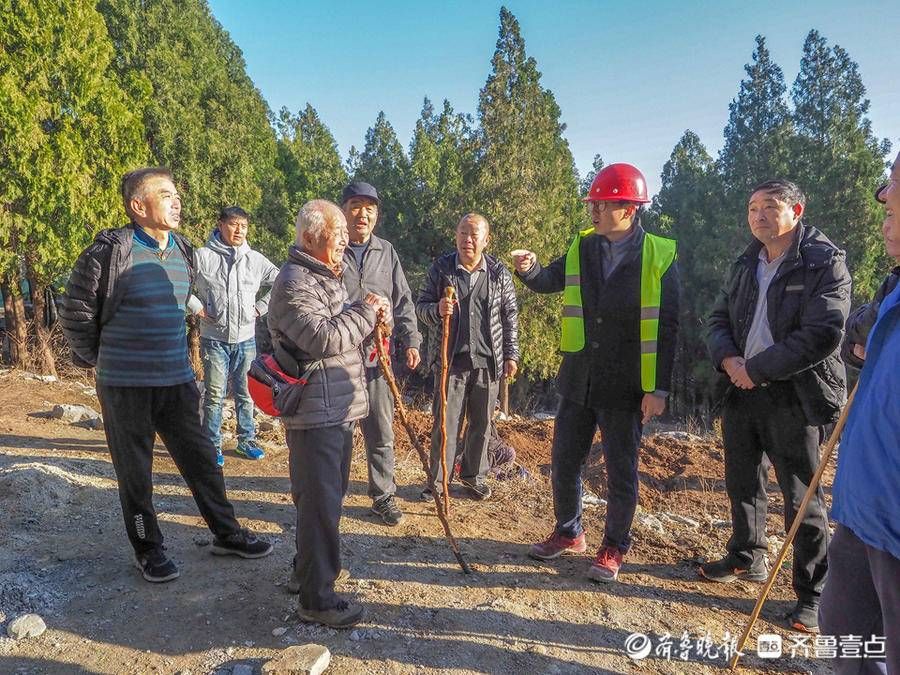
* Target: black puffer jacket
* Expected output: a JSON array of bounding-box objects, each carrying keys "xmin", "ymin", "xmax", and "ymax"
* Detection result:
[
  {"xmin": 60, "ymin": 224, "xmax": 194, "ymax": 368},
  {"xmin": 841, "ymin": 267, "xmax": 900, "ymax": 369},
  {"xmin": 706, "ymin": 222, "xmax": 852, "ymax": 425},
  {"xmin": 415, "ymin": 252, "xmax": 519, "ymax": 381}
]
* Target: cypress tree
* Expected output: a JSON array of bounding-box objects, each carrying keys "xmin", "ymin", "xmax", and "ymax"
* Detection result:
[
  {"xmin": 718, "ymin": 35, "xmax": 795, "ymax": 249},
  {"xmin": 0, "ymin": 0, "xmax": 147, "ymax": 372},
  {"xmin": 790, "ymin": 30, "xmax": 892, "ymax": 299},
  {"xmin": 97, "ymin": 0, "xmax": 279, "ymax": 244},
  {"xmin": 475, "ymin": 7, "xmax": 583, "ymax": 379},
  {"xmin": 350, "ymin": 111, "xmax": 414, "ymax": 253},
  {"xmin": 407, "ymin": 98, "xmax": 479, "ymax": 285}
]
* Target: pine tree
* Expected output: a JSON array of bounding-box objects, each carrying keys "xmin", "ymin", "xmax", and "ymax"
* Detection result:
[
  {"xmin": 0, "ymin": 0, "xmax": 148, "ymax": 372},
  {"xmin": 580, "ymin": 154, "xmax": 605, "ymax": 196},
  {"xmin": 790, "ymin": 30, "xmax": 892, "ymax": 299},
  {"xmin": 475, "ymin": 7, "xmax": 583, "ymax": 379}
]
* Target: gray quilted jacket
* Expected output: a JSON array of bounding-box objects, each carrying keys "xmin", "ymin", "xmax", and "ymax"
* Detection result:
[{"xmin": 267, "ymin": 246, "xmax": 377, "ymax": 430}]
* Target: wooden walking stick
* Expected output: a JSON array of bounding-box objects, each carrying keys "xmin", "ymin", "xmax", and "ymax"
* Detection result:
[
  {"xmin": 438, "ymin": 283, "xmax": 456, "ymax": 516},
  {"xmin": 730, "ymin": 382, "xmax": 858, "ymax": 671},
  {"xmin": 373, "ymin": 321, "xmax": 472, "ymax": 574}
]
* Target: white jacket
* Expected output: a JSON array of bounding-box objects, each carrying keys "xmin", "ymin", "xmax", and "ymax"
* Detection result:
[{"xmin": 190, "ymin": 230, "xmax": 279, "ymax": 343}]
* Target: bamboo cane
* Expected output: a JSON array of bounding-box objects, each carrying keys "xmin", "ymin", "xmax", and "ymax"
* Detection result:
[
  {"xmin": 438, "ymin": 284, "xmax": 456, "ymax": 516},
  {"xmin": 729, "ymin": 382, "xmax": 858, "ymax": 671},
  {"xmin": 373, "ymin": 322, "xmax": 472, "ymax": 574}
]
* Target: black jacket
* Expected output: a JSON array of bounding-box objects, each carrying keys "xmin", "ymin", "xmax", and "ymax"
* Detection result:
[
  {"xmin": 706, "ymin": 222, "xmax": 852, "ymax": 425},
  {"xmin": 841, "ymin": 267, "xmax": 900, "ymax": 369},
  {"xmin": 518, "ymin": 226, "xmax": 680, "ymax": 411},
  {"xmin": 60, "ymin": 224, "xmax": 194, "ymax": 368},
  {"xmin": 415, "ymin": 252, "xmax": 520, "ymax": 381}
]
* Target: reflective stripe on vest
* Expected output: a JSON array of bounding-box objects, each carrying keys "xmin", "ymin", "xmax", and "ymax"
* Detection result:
[{"xmin": 560, "ymin": 229, "xmax": 677, "ymax": 392}]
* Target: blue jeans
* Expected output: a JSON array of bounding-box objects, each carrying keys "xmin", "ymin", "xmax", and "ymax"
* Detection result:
[{"xmin": 201, "ymin": 338, "xmax": 256, "ymax": 451}]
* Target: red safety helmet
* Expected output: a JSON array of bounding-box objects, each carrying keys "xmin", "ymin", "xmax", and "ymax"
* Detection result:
[{"xmin": 583, "ymin": 163, "xmax": 651, "ymax": 204}]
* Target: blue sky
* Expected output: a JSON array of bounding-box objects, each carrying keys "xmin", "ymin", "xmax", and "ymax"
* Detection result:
[{"xmin": 208, "ymin": 0, "xmax": 899, "ymax": 197}]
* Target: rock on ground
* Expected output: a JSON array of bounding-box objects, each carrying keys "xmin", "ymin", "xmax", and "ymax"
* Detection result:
[
  {"xmin": 7, "ymin": 614, "xmax": 46, "ymax": 640},
  {"xmin": 262, "ymin": 644, "xmax": 330, "ymax": 675},
  {"xmin": 49, "ymin": 404, "xmax": 101, "ymax": 424}
]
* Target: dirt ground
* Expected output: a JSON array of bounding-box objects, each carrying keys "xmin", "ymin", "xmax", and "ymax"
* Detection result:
[{"xmin": 0, "ymin": 368, "xmax": 835, "ymax": 674}]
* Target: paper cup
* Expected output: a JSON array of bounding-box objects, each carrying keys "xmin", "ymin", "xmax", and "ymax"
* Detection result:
[{"xmin": 509, "ymin": 249, "xmax": 530, "ymax": 258}]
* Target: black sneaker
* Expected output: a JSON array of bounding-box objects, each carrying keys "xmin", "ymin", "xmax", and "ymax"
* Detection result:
[
  {"xmin": 134, "ymin": 549, "xmax": 179, "ymax": 583},
  {"xmin": 210, "ymin": 529, "xmax": 273, "ymax": 559},
  {"xmin": 460, "ymin": 480, "xmax": 492, "ymax": 501},
  {"xmin": 371, "ymin": 495, "xmax": 404, "ymax": 526},
  {"xmin": 699, "ymin": 555, "xmax": 768, "ymax": 583},
  {"xmin": 296, "ymin": 599, "xmax": 365, "ymax": 628},
  {"xmin": 286, "ymin": 567, "xmax": 350, "ymax": 594},
  {"xmin": 420, "ymin": 487, "xmax": 434, "ymax": 502},
  {"xmin": 788, "ymin": 601, "xmax": 819, "ymax": 633}
]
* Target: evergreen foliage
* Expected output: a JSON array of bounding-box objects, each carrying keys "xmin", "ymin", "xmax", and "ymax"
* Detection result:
[
  {"xmin": 475, "ymin": 7, "xmax": 584, "ymax": 379},
  {"xmin": 1, "ymin": 5, "xmax": 892, "ymax": 413}
]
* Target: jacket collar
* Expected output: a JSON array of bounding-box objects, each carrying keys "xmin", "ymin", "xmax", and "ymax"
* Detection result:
[
  {"xmin": 738, "ymin": 222, "xmax": 803, "ymax": 267},
  {"xmin": 288, "ymin": 245, "xmax": 341, "ymax": 278},
  {"xmin": 206, "ymin": 229, "xmax": 250, "ymax": 260}
]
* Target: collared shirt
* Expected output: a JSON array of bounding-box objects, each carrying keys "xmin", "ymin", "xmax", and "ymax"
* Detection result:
[
  {"xmin": 134, "ymin": 225, "xmax": 174, "ymax": 252},
  {"xmin": 744, "ymin": 247, "xmax": 787, "ymax": 360},
  {"xmin": 452, "ymin": 254, "xmax": 491, "ymax": 369},
  {"xmin": 598, "ymin": 224, "xmax": 640, "ymax": 281}
]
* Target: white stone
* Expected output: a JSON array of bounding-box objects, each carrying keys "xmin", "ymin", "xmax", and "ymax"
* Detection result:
[
  {"xmin": 581, "ymin": 492, "xmax": 606, "ymax": 507},
  {"xmin": 272, "ymin": 627, "xmax": 288, "ymax": 637},
  {"xmin": 635, "ymin": 513, "xmax": 666, "ymax": 535},
  {"xmin": 49, "ymin": 404, "xmax": 100, "ymax": 423},
  {"xmin": 7, "ymin": 614, "xmax": 46, "ymax": 639},
  {"xmin": 660, "ymin": 512, "xmax": 700, "ymax": 528},
  {"xmin": 656, "ymin": 430, "xmax": 703, "ymax": 443},
  {"xmin": 262, "ymin": 644, "xmax": 330, "ymax": 675}
]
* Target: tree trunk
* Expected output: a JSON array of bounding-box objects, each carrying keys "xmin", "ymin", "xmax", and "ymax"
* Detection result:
[
  {"xmin": 28, "ymin": 278, "xmax": 57, "ymax": 377},
  {"xmin": 1, "ymin": 276, "xmax": 29, "ymax": 368}
]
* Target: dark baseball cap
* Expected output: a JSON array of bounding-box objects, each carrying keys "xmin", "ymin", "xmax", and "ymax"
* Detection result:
[
  {"xmin": 341, "ymin": 181, "xmax": 380, "ymax": 206},
  {"xmin": 875, "ymin": 183, "xmax": 888, "ymax": 204}
]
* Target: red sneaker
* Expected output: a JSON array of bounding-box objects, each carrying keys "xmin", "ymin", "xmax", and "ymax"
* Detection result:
[
  {"xmin": 529, "ymin": 531, "xmax": 587, "ymax": 560},
  {"xmin": 588, "ymin": 546, "xmax": 623, "ymax": 583}
]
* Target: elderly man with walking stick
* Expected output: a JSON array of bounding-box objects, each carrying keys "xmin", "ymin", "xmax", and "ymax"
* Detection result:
[
  {"xmin": 703, "ymin": 179, "xmax": 851, "ymax": 633},
  {"xmin": 416, "ymin": 213, "xmax": 519, "ymax": 503}
]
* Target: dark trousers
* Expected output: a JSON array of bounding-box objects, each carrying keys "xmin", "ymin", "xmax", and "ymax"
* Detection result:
[
  {"xmin": 722, "ymin": 383, "xmax": 829, "ymax": 603},
  {"xmin": 428, "ymin": 368, "xmax": 499, "ymax": 491},
  {"xmin": 551, "ymin": 398, "xmax": 642, "ymax": 553},
  {"xmin": 287, "ymin": 424, "xmax": 353, "ymax": 611},
  {"xmin": 820, "ymin": 524, "xmax": 898, "ymax": 674},
  {"xmin": 359, "ymin": 371, "xmax": 396, "ymax": 502},
  {"xmin": 97, "ymin": 382, "xmax": 241, "ymax": 555}
]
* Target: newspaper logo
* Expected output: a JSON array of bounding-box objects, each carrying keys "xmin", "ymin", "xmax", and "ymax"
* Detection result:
[
  {"xmin": 624, "ymin": 632, "xmax": 652, "ymax": 660},
  {"xmin": 757, "ymin": 634, "xmax": 783, "ymax": 658}
]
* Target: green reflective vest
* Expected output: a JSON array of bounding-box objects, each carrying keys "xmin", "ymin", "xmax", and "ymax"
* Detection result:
[{"xmin": 561, "ymin": 228, "xmax": 677, "ymax": 392}]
